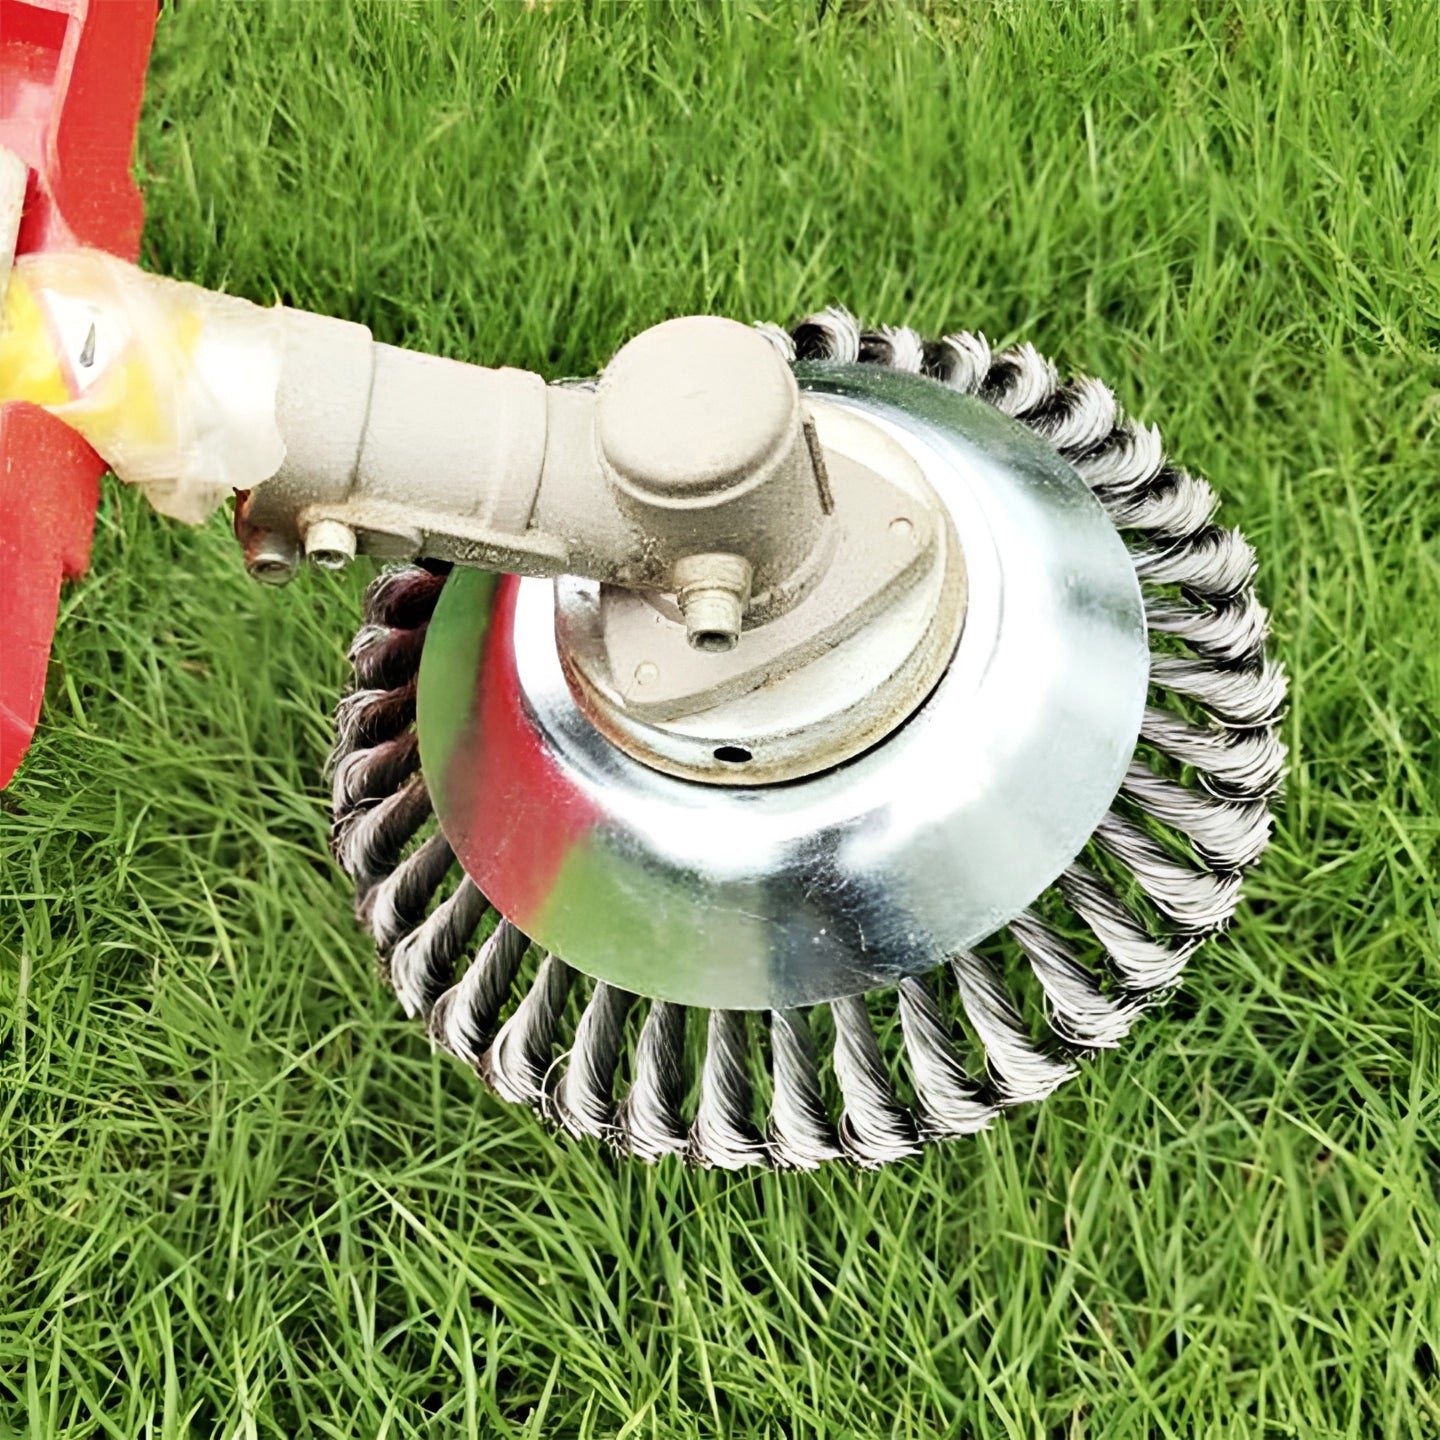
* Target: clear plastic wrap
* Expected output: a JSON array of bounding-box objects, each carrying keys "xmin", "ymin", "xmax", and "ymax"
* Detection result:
[{"xmin": 0, "ymin": 248, "xmax": 285, "ymax": 522}]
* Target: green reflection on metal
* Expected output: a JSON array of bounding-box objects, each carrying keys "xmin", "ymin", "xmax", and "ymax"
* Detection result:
[
  {"xmin": 531, "ymin": 842, "xmax": 772, "ymax": 1005},
  {"xmin": 416, "ymin": 567, "xmax": 497, "ymax": 804}
]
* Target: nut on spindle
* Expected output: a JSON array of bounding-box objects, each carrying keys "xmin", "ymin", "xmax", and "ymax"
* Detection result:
[{"xmin": 673, "ymin": 552, "xmax": 753, "ymax": 653}]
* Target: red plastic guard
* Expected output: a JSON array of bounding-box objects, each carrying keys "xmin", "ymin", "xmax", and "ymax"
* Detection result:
[{"xmin": 0, "ymin": 0, "xmax": 156, "ymax": 785}]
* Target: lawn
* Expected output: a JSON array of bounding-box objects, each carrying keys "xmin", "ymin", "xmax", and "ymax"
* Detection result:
[{"xmin": 2, "ymin": 1, "xmax": 1438, "ymax": 1435}]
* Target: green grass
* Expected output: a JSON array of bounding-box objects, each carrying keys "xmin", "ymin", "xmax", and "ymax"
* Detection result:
[{"xmin": 3, "ymin": 1, "xmax": 1438, "ymax": 1434}]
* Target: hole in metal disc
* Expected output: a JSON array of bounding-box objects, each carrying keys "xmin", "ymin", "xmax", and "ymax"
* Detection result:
[{"xmin": 713, "ymin": 745, "xmax": 752, "ymax": 764}]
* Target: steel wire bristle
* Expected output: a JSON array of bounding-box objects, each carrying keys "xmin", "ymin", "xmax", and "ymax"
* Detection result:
[
  {"xmin": 924, "ymin": 330, "xmax": 991, "ymax": 393},
  {"xmin": 1145, "ymin": 591, "xmax": 1270, "ymax": 668},
  {"xmin": 1008, "ymin": 911, "xmax": 1145, "ymax": 1050},
  {"xmin": 1059, "ymin": 864, "xmax": 1197, "ymax": 993},
  {"xmin": 895, "ymin": 977, "xmax": 996, "ymax": 1138},
  {"xmin": 614, "ymin": 1000, "xmax": 689, "ymax": 1162},
  {"xmin": 1093, "ymin": 812, "xmax": 1245, "ymax": 934},
  {"xmin": 949, "ymin": 949, "xmax": 1076, "ymax": 1105},
  {"xmin": 388, "ymin": 876, "xmax": 488, "ymax": 1020},
  {"xmin": 331, "ymin": 773, "xmax": 431, "ymax": 894},
  {"xmin": 483, "ymin": 954, "xmax": 574, "ymax": 1104},
  {"xmin": 829, "ymin": 994, "xmax": 920, "ymax": 1166},
  {"xmin": 331, "ymin": 732, "xmax": 420, "ymax": 822},
  {"xmin": 766, "ymin": 1009, "xmax": 844, "ymax": 1169},
  {"xmin": 1026, "ymin": 375, "xmax": 1117, "ymax": 453},
  {"xmin": 362, "ymin": 830, "xmax": 454, "ymax": 953},
  {"xmin": 1139, "ymin": 708, "xmax": 1287, "ymax": 799},
  {"xmin": 427, "ymin": 914, "xmax": 529, "ymax": 1062},
  {"xmin": 362, "ymin": 565, "xmax": 447, "ymax": 629},
  {"xmin": 1072, "ymin": 418, "xmax": 1166, "ymax": 496},
  {"xmin": 982, "ymin": 341, "xmax": 1059, "ymax": 417},
  {"xmin": 348, "ymin": 622, "xmax": 429, "ymax": 692},
  {"xmin": 332, "ymin": 684, "xmax": 417, "ymax": 760},
  {"xmin": 859, "ymin": 324, "xmax": 926, "ymax": 373},
  {"xmin": 1119, "ymin": 762, "xmax": 1273, "ymax": 872},
  {"xmin": 1148, "ymin": 655, "xmax": 1289, "ymax": 728},
  {"xmin": 552, "ymin": 982, "xmax": 635, "ymax": 1140},
  {"xmin": 792, "ymin": 306, "xmax": 861, "ymax": 363},
  {"xmin": 688, "ymin": 1010, "xmax": 768, "ymax": 1170},
  {"xmin": 1131, "ymin": 526, "xmax": 1257, "ymax": 602}
]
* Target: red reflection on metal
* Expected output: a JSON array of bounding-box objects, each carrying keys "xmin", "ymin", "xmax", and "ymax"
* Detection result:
[
  {"xmin": 448, "ymin": 576, "xmax": 602, "ymax": 929},
  {"xmin": 0, "ymin": 0, "xmax": 157, "ymax": 786}
]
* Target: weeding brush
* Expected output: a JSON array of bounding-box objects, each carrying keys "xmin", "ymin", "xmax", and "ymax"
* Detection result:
[
  {"xmin": 2, "ymin": 178, "xmax": 1283, "ymax": 1169},
  {"xmin": 318, "ymin": 308, "xmax": 1285, "ymax": 1171}
]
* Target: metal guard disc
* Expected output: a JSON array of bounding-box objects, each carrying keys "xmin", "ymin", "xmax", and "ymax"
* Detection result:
[{"xmin": 417, "ymin": 365, "xmax": 1149, "ymax": 1011}]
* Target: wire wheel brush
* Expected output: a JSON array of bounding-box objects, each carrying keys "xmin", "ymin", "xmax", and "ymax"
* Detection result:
[
  {"xmin": 317, "ymin": 307, "xmax": 1286, "ymax": 1171},
  {"xmin": 0, "ymin": 0, "xmax": 1286, "ymax": 1176},
  {"xmin": 1, "ymin": 215, "xmax": 1283, "ymax": 1168}
]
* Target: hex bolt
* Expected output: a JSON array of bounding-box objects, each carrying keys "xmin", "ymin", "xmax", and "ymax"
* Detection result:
[
  {"xmin": 673, "ymin": 552, "xmax": 753, "ymax": 654},
  {"xmin": 245, "ymin": 531, "xmax": 302, "ymax": 586},
  {"xmin": 305, "ymin": 518, "xmax": 357, "ymax": 571}
]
